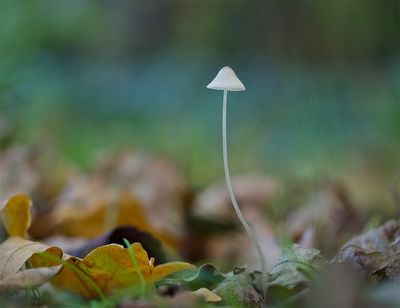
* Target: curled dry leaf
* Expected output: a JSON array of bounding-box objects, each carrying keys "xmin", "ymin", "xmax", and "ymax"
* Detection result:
[
  {"xmin": 0, "ymin": 265, "xmax": 62, "ymax": 293},
  {"xmin": 335, "ymin": 220, "xmax": 400, "ymax": 281},
  {"xmin": 0, "ymin": 194, "xmax": 63, "ymax": 291},
  {"xmin": 0, "ymin": 237, "xmax": 62, "ymax": 281},
  {"xmin": 1, "ymin": 194, "xmax": 195, "ymax": 298}
]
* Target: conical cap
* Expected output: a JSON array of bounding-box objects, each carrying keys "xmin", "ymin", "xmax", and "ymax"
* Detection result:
[{"xmin": 207, "ymin": 66, "xmax": 245, "ymax": 91}]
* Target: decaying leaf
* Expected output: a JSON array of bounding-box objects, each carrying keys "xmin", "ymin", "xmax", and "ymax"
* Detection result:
[
  {"xmin": 0, "ymin": 265, "xmax": 62, "ymax": 293},
  {"xmin": 193, "ymin": 174, "xmax": 279, "ymax": 220},
  {"xmin": 191, "ymin": 287, "xmax": 222, "ymax": 302},
  {"xmin": 286, "ymin": 183, "xmax": 364, "ymax": 255},
  {"xmin": 0, "ymin": 237, "xmax": 62, "ymax": 280},
  {"xmin": 335, "ymin": 220, "xmax": 400, "ymax": 281},
  {"xmin": 0, "ymin": 195, "xmax": 63, "ymax": 292},
  {"xmin": 213, "ymin": 274, "xmax": 265, "ymax": 308},
  {"xmin": 93, "ymin": 151, "xmax": 188, "ymax": 239},
  {"xmin": 0, "ymin": 145, "xmax": 71, "ymax": 205},
  {"xmin": 268, "ymin": 244, "xmax": 328, "ymax": 300},
  {"xmin": 1, "ymin": 194, "xmax": 195, "ymax": 298},
  {"xmin": 51, "ymin": 186, "xmax": 151, "ymax": 238},
  {"xmin": 46, "ymin": 169, "xmax": 181, "ymax": 250}
]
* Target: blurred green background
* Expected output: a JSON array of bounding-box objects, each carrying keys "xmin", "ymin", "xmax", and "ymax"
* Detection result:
[{"xmin": 0, "ymin": 1, "xmax": 399, "ymax": 191}]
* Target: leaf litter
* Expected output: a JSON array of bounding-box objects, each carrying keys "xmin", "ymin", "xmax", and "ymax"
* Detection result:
[{"xmin": 0, "ymin": 148, "xmax": 399, "ymax": 307}]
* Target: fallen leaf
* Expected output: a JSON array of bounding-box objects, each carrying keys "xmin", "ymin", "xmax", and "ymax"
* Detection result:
[
  {"xmin": 0, "ymin": 237, "xmax": 62, "ymax": 280},
  {"xmin": 0, "ymin": 265, "xmax": 62, "ymax": 293},
  {"xmin": 183, "ymin": 263, "xmax": 226, "ymax": 291},
  {"xmin": 191, "ymin": 287, "xmax": 222, "ymax": 302},
  {"xmin": 335, "ymin": 220, "xmax": 400, "ymax": 281},
  {"xmin": 0, "ymin": 145, "xmax": 72, "ymax": 206},
  {"xmin": 93, "ymin": 151, "xmax": 188, "ymax": 238},
  {"xmin": 1, "ymin": 194, "xmax": 32, "ymax": 238},
  {"xmin": 286, "ymin": 183, "xmax": 364, "ymax": 255},
  {"xmin": 48, "ymin": 174, "xmax": 180, "ymax": 250},
  {"xmin": 213, "ymin": 274, "xmax": 265, "ymax": 307},
  {"xmin": 188, "ymin": 175, "xmax": 281, "ymax": 272},
  {"xmin": 49, "ymin": 242, "xmax": 195, "ymax": 298},
  {"xmin": 51, "ymin": 184, "xmax": 150, "ymax": 238},
  {"xmin": 1, "ymin": 194, "xmax": 195, "ymax": 298},
  {"xmin": 268, "ymin": 244, "xmax": 328, "ymax": 301},
  {"xmin": 67, "ymin": 226, "xmax": 166, "ymax": 264},
  {"xmin": 0, "ymin": 195, "xmax": 63, "ymax": 291},
  {"xmin": 193, "ymin": 174, "xmax": 279, "ymax": 220}
]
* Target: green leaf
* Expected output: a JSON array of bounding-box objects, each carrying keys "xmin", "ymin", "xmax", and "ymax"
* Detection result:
[{"xmin": 268, "ymin": 244, "xmax": 328, "ymax": 301}]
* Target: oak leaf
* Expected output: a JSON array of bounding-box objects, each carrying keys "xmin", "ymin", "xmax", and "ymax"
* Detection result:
[{"xmin": 0, "ymin": 194, "xmax": 63, "ymax": 291}]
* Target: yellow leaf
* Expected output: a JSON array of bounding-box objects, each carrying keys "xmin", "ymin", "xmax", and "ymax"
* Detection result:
[
  {"xmin": 151, "ymin": 261, "xmax": 197, "ymax": 282},
  {"xmin": 50, "ymin": 243, "xmax": 195, "ymax": 298},
  {"xmin": 191, "ymin": 287, "xmax": 222, "ymax": 302},
  {"xmin": 1, "ymin": 194, "xmax": 32, "ymax": 238},
  {"xmin": 0, "ymin": 195, "xmax": 64, "ymax": 292},
  {"xmin": 50, "ymin": 190, "xmax": 180, "ymax": 251},
  {"xmin": 0, "ymin": 194, "xmax": 194, "ymax": 298}
]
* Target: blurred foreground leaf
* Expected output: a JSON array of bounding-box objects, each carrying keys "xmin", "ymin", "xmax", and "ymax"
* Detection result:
[
  {"xmin": 268, "ymin": 244, "xmax": 328, "ymax": 302},
  {"xmin": 0, "ymin": 194, "xmax": 195, "ymax": 298},
  {"xmin": 335, "ymin": 220, "xmax": 400, "ymax": 281},
  {"xmin": 0, "ymin": 265, "xmax": 62, "ymax": 294},
  {"xmin": 0, "ymin": 195, "xmax": 63, "ymax": 291}
]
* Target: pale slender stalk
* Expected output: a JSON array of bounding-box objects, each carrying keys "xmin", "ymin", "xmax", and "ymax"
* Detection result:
[{"xmin": 222, "ymin": 90, "xmax": 268, "ymax": 297}]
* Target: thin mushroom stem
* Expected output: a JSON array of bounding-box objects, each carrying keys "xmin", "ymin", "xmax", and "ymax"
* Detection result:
[{"xmin": 222, "ymin": 89, "xmax": 269, "ymax": 298}]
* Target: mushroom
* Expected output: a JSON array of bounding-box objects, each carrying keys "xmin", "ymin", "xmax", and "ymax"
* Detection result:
[{"xmin": 207, "ymin": 66, "xmax": 268, "ymax": 297}]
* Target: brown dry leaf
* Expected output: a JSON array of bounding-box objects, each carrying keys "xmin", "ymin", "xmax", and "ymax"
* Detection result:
[
  {"xmin": 1, "ymin": 194, "xmax": 195, "ymax": 298},
  {"xmin": 44, "ymin": 151, "xmax": 186, "ymax": 250},
  {"xmin": 0, "ymin": 145, "xmax": 72, "ymax": 204},
  {"xmin": 52, "ymin": 187, "xmax": 150, "ymax": 238},
  {"xmin": 0, "ymin": 237, "xmax": 62, "ymax": 280},
  {"xmin": 93, "ymin": 151, "xmax": 188, "ymax": 238},
  {"xmin": 193, "ymin": 174, "xmax": 279, "ymax": 220},
  {"xmin": 286, "ymin": 183, "xmax": 364, "ymax": 255},
  {"xmin": 190, "ymin": 175, "xmax": 281, "ymax": 271},
  {"xmin": 0, "ymin": 194, "xmax": 63, "ymax": 291},
  {"xmin": 335, "ymin": 220, "xmax": 400, "ymax": 281},
  {"xmin": 0, "ymin": 265, "xmax": 62, "ymax": 293}
]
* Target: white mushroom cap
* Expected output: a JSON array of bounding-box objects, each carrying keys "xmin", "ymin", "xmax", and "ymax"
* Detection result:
[{"xmin": 207, "ymin": 66, "xmax": 246, "ymax": 91}]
